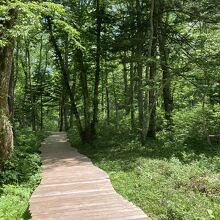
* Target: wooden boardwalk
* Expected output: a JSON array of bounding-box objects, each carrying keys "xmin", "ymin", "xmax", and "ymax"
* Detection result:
[{"xmin": 29, "ymin": 132, "xmax": 151, "ymax": 220}]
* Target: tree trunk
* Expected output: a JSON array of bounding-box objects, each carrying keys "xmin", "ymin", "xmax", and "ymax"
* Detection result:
[
  {"xmin": 47, "ymin": 18, "xmax": 83, "ymax": 139},
  {"xmin": 20, "ymin": 56, "xmax": 28, "ymax": 127},
  {"xmin": 147, "ymin": 0, "xmax": 158, "ymax": 139},
  {"xmin": 9, "ymin": 42, "xmax": 19, "ymax": 126},
  {"xmin": 26, "ymin": 43, "xmax": 36, "ymax": 131},
  {"xmin": 130, "ymin": 54, "xmax": 135, "ymax": 130},
  {"xmin": 8, "ymin": 60, "xmax": 15, "ymax": 121},
  {"xmin": 122, "ymin": 53, "xmax": 129, "ymax": 114},
  {"xmin": 136, "ymin": 0, "xmax": 144, "ymax": 143},
  {"xmin": 0, "ymin": 43, "xmax": 14, "ymax": 167},
  {"xmin": 40, "ymin": 52, "xmax": 48, "ymax": 131},
  {"xmin": 112, "ymin": 73, "xmax": 119, "ymax": 129},
  {"xmin": 105, "ymin": 71, "xmax": 110, "ymax": 125},
  {"xmin": 91, "ymin": 0, "xmax": 102, "ymax": 138},
  {"xmin": 75, "ymin": 49, "xmax": 92, "ymax": 142},
  {"xmin": 0, "ymin": 8, "xmax": 17, "ymax": 167},
  {"xmin": 38, "ymin": 36, "xmax": 44, "ymax": 131},
  {"xmin": 59, "ymin": 96, "xmax": 64, "ymax": 131},
  {"xmin": 69, "ymin": 72, "xmax": 77, "ymax": 128},
  {"xmin": 101, "ymin": 69, "xmax": 105, "ymax": 113},
  {"xmin": 64, "ymin": 102, "xmax": 69, "ymax": 131},
  {"xmin": 158, "ymin": 8, "xmax": 173, "ymax": 129}
]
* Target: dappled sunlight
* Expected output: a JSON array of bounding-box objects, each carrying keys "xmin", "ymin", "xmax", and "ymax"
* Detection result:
[
  {"xmin": 1, "ymin": 0, "xmax": 220, "ymax": 219},
  {"xmin": 29, "ymin": 132, "xmax": 149, "ymax": 219}
]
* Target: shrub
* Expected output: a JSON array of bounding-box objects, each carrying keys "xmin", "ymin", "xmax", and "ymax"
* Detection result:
[{"xmin": 0, "ymin": 129, "xmax": 46, "ymax": 219}]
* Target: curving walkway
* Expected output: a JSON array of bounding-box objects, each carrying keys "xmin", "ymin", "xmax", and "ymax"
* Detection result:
[{"xmin": 29, "ymin": 132, "xmax": 151, "ymax": 220}]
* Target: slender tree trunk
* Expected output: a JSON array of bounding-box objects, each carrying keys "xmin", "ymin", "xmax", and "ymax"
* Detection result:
[
  {"xmin": 26, "ymin": 43, "xmax": 36, "ymax": 131},
  {"xmin": 59, "ymin": 96, "xmax": 64, "ymax": 131},
  {"xmin": 69, "ymin": 106, "xmax": 74, "ymax": 128},
  {"xmin": 20, "ymin": 56, "xmax": 29, "ymax": 126},
  {"xmin": 40, "ymin": 50, "xmax": 49, "ymax": 131},
  {"xmin": 38, "ymin": 36, "xmax": 44, "ymax": 131},
  {"xmin": 47, "ymin": 18, "xmax": 83, "ymax": 139},
  {"xmin": 159, "ymin": 36, "xmax": 173, "ymax": 129},
  {"xmin": 130, "ymin": 54, "xmax": 135, "ymax": 130},
  {"xmin": 75, "ymin": 49, "xmax": 92, "ymax": 142},
  {"xmin": 202, "ymin": 95, "xmax": 211, "ymax": 145},
  {"xmin": 122, "ymin": 53, "xmax": 129, "ymax": 114},
  {"xmin": 158, "ymin": 7, "xmax": 173, "ymax": 129},
  {"xmin": 91, "ymin": 0, "xmax": 102, "ymax": 138},
  {"xmin": 69, "ymin": 73, "xmax": 77, "ymax": 128},
  {"xmin": 136, "ymin": 0, "xmax": 144, "ymax": 143},
  {"xmin": 101, "ymin": 69, "xmax": 105, "ymax": 113},
  {"xmin": 105, "ymin": 72, "xmax": 110, "ymax": 125},
  {"xmin": 128, "ymin": 2, "xmax": 136, "ymax": 130},
  {"xmin": 63, "ymin": 37, "xmax": 69, "ymax": 131},
  {"xmin": 112, "ymin": 73, "xmax": 119, "ymax": 129},
  {"xmin": 147, "ymin": 0, "xmax": 158, "ymax": 139},
  {"xmin": 64, "ymin": 102, "xmax": 69, "ymax": 131}
]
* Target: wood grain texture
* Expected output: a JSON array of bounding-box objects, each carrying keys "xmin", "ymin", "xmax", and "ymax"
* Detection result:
[{"xmin": 29, "ymin": 132, "xmax": 151, "ymax": 220}]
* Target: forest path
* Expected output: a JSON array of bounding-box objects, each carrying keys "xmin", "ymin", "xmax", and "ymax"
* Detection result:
[{"xmin": 29, "ymin": 132, "xmax": 150, "ymax": 220}]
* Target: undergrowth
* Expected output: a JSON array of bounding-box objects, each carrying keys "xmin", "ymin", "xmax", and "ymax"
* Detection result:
[
  {"xmin": 68, "ymin": 125, "xmax": 220, "ymax": 220},
  {"xmin": 0, "ymin": 129, "xmax": 46, "ymax": 220}
]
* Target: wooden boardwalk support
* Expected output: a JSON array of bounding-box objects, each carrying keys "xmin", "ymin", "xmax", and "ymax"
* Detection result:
[{"xmin": 29, "ymin": 132, "xmax": 151, "ymax": 220}]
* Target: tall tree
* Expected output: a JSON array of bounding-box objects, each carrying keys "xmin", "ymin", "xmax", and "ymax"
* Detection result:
[
  {"xmin": 158, "ymin": 2, "xmax": 173, "ymax": 129},
  {"xmin": 146, "ymin": 0, "xmax": 159, "ymax": 139},
  {"xmin": 136, "ymin": 0, "xmax": 144, "ymax": 143},
  {"xmin": 91, "ymin": 0, "xmax": 103, "ymax": 138},
  {"xmin": 0, "ymin": 7, "xmax": 17, "ymax": 166}
]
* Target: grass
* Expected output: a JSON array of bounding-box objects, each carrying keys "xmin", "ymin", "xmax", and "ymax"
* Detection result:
[
  {"xmin": 0, "ymin": 129, "xmax": 46, "ymax": 220},
  {"xmin": 68, "ymin": 126, "xmax": 220, "ymax": 220}
]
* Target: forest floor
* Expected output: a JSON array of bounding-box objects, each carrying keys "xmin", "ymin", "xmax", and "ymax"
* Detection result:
[
  {"xmin": 0, "ymin": 127, "xmax": 219, "ymax": 220},
  {"xmin": 68, "ymin": 127, "xmax": 220, "ymax": 220},
  {"xmin": 29, "ymin": 132, "xmax": 150, "ymax": 220},
  {"xmin": 0, "ymin": 129, "xmax": 46, "ymax": 219}
]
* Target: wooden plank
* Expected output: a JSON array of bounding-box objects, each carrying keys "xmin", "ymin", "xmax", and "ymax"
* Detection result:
[
  {"xmin": 32, "ymin": 180, "xmax": 113, "ymax": 195},
  {"xmin": 30, "ymin": 191, "xmax": 118, "ymax": 203},
  {"xmin": 32, "ymin": 210, "xmax": 147, "ymax": 220},
  {"xmin": 29, "ymin": 132, "xmax": 151, "ymax": 220},
  {"xmin": 30, "ymin": 202, "xmax": 140, "ymax": 215}
]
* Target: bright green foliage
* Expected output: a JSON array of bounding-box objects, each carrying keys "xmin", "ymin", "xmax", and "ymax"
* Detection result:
[
  {"xmin": 0, "ymin": 129, "xmax": 46, "ymax": 219},
  {"xmin": 0, "ymin": 1, "xmax": 80, "ymax": 46},
  {"xmin": 1, "ymin": 0, "xmax": 220, "ymax": 218},
  {"xmin": 0, "ymin": 185, "xmax": 32, "ymax": 220},
  {"xmin": 68, "ymin": 124, "xmax": 220, "ymax": 220}
]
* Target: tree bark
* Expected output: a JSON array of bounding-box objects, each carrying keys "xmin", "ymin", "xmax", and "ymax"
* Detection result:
[
  {"xmin": 75, "ymin": 49, "xmax": 92, "ymax": 142},
  {"xmin": 38, "ymin": 36, "xmax": 44, "ymax": 131},
  {"xmin": 26, "ymin": 43, "xmax": 36, "ymax": 131},
  {"xmin": 105, "ymin": 71, "xmax": 110, "ymax": 125},
  {"xmin": 0, "ymin": 8, "xmax": 17, "ymax": 167},
  {"xmin": 129, "ymin": 54, "xmax": 135, "ymax": 130},
  {"xmin": 64, "ymin": 102, "xmax": 69, "ymax": 131},
  {"xmin": 122, "ymin": 53, "xmax": 129, "ymax": 114},
  {"xmin": 158, "ymin": 7, "xmax": 173, "ymax": 129},
  {"xmin": 112, "ymin": 73, "xmax": 119, "ymax": 129},
  {"xmin": 91, "ymin": 0, "xmax": 102, "ymax": 138},
  {"xmin": 8, "ymin": 59, "xmax": 15, "ymax": 121},
  {"xmin": 147, "ymin": 0, "xmax": 158, "ymax": 139},
  {"xmin": 69, "ymin": 72, "xmax": 77, "ymax": 128},
  {"xmin": 20, "ymin": 56, "xmax": 28, "ymax": 127},
  {"xmin": 59, "ymin": 95, "xmax": 64, "ymax": 131},
  {"xmin": 136, "ymin": 0, "xmax": 144, "ymax": 143}
]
